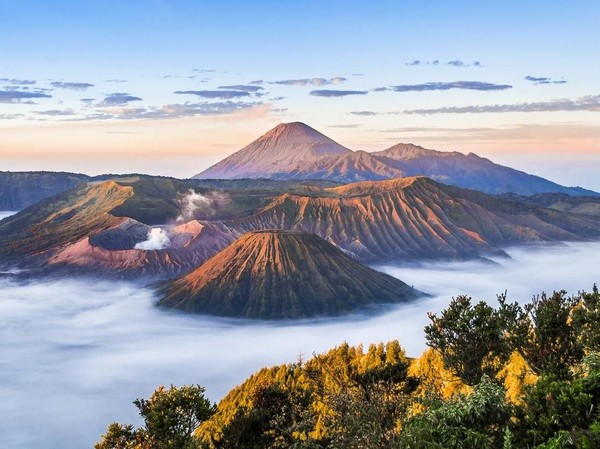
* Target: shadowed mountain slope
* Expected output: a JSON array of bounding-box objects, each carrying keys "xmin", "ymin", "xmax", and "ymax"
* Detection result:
[
  {"xmin": 0, "ymin": 171, "xmax": 91, "ymax": 210},
  {"xmin": 158, "ymin": 231, "xmax": 421, "ymax": 319},
  {"xmin": 373, "ymin": 144, "xmax": 596, "ymax": 196},
  {"xmin": 500, "ymin": 192, "xmax": 600, "ymax": 217}
]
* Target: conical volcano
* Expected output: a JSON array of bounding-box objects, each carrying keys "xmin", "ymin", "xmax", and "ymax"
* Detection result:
[
  {"xmin": 157, "ymin": 230, "xmax": 421, "ymax": 319},
  {"xmin": 194, "ymin": 122, "xmax": 351, "ymax": 179}
]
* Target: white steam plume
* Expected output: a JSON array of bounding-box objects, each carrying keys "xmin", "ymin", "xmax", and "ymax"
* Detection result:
[
  {"xmin": 177, "ymin": 189, "xmax": 211, "ymax": 222},
  {"xmin": 134, "ymin": 228, "xmax": 171, "ymax": 250}
]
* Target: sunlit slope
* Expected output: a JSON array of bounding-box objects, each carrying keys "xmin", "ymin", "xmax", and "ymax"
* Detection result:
[
  {"xmin": 0, "ymin": 181, "xmax": 133, "ymax": 259},
  {"xmin": 228, "ymin": 177, "xmax": 600, "ymax": 261},
  {"xmin": 158, "ymin": 231, "xmax": 421, "ymax": 319},
  {"xmin": 3, "ymin": 175, "xmax": 600, "ymax": 276},
  {"xmin": 195, "ymin": 122, "xmax": 352, "ymax": 179}
]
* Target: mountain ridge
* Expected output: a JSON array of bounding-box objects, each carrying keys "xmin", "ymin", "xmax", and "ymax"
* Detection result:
[
  {"xmin": 195, "ymin": 122, "xmax": 598, "ymax": 197},
  {"xmin": 3, "ymin": 175, "xmax": 600, "ymax": 278}
]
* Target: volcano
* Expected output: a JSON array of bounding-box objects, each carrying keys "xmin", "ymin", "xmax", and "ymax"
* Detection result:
[{"xmin": 158, "ymin": 230, "xmax": 421, "ymax": 319}]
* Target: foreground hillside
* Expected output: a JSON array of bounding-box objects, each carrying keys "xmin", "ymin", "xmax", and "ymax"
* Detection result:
[{"xmin": 96, "ymin": 285, "xmax": 600, "ymax": 449}]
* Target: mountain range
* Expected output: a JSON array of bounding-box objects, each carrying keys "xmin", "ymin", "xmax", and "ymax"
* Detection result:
[
  {"xmin": 195, "ymin": 122, "xmax": 597, "ymax": 197},
  {"xmin": 3, "ymin": 175, "xmax": 600, "ymax": 280},
  {"xmin": 2, "ymin": 122, "xmax": 599, "ymax": 319}
]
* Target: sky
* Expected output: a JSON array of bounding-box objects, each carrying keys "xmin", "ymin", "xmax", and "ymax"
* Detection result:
[{"xmin": 0, "ymin": 1, "xmax": 599, "ymax": 189}]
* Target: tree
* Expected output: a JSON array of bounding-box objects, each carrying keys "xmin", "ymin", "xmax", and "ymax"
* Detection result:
[
  {"xmin": 134, "ymin": 385, "xmax": 215, "ymax": 449},
  {"xmin": 571, "ymin": 285, "xmax": 600, "ymax": 354},
  {"xmin": 424, "ymin": 294, "xmax": 526, "ymax": 385},
  {"xmin": 521, "ymin": 291, "xmax": 584, "ymax": 379},
  {"xmin": 515, "ymin": 355, "xmax": 600, "ymax": 448},
  {"xmin": 216, "ymin": 383, "xmax": 317, "ymax": 449},
  {"xmin": 95, "ymin": 385, "xmax": 215, "ymax": 449},
  {"xmin": 397, "ymin": 376, "xmax": 513, "ymax": 449},
  {"xmin": 94, "ymin": 423, "xmax": 138, "ymax": 449}
]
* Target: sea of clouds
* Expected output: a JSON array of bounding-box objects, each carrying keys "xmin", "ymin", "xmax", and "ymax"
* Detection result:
[{"xmin": 0, "ymin": 206, "xmax": 598, "ymax": 448}]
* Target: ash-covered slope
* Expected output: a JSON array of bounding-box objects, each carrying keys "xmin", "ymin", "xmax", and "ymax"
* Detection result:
[
  {"xmin": 158, "ymin": 231, "xmax": 421, "ymax": 319},
  {"xmin": 4, "ymin": 175, "xmax": 600, "ymax": 278},
  {"xmin": 195, "ymin": 122, "xmax": 351, "ymax": 179},
  {"xmin": 0, "ymin": 180, "xmax": 134, "ymax": 261},
  {"xmin": 226, "ymin": 177, "xmax": 600, "ymax": 262}
]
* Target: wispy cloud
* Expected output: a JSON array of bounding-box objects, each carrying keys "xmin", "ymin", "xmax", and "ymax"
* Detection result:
[
  {"xmin": 273, "ymin": 77, "xmax": 347, "ymax": 87},
  {"xmin": 327, "ymin": 124, "xmax": 361, "ymax": 128},
  {"xmin": 350, "ymin": 110, "xmax": 379, "ymax": 116},
  {"xmin": 0, "ymin": 78, "xmax": 36, "ymax": 85},
  {"xmin": 114, "ymin": 101, "xmax": 262, "ymax": 119},
  {"xmin": 350, "ymin": 110, "xmax": 402, "ymax": 116},
  {"xmin": 105, "ymin": 79, "xmax": 127, "ymax": 83},
  {"xmin": 310, "ymin": 89, "xmax": 368, "ymax": 97},
  {"xmin": 218, "ymin": 85, "xmax": 264, "ymax": 93},
  {"xmin": 66, "ymin": 101, "xmax": 263, "ymax": 121},
  {"xmin": 97, "ymin": 93, "xmax": 143, "ymax": 106},
  {"xmin": 377, "ymin": 123, "xmax": 600, "ymax": 147},
  {"xmin": 0, "ymin": 113, "xmax": 25, "ymax": 119},
  {"xmin": 382, "ymin": 81, "xmax": 511, "ymax": 92},
  {"xmin": 174, "ymin": 90, "xmax": 251, "ymax": 99},
  {"xmin": 525, "ymin": 76, "xmax": 567, "ymax": 85},
  {"xmin": 405, "ymin": 60, "xmax": 484, "ymax": 67},
  {"xmin": 0, "ymin": 90, "xmax": 51, "ymax": 103},
  {"xmin": 405, "ymin": 94, "xmax": 600, "ymax": 114},
  {"xmin": 35, "ymin": 109, "xmax": 76, "ymax": 116},
  {"xmin": 50, "ymin": 81, "xmax": 94, "ymax": 90}
]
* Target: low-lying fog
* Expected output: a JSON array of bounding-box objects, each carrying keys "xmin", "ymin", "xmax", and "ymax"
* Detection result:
[
  {"xmin": 0, "ymin": 211, "xmax": 17, "ymax": 220},
  {"xmin": 1, "ymin": 238, "xmax": 599, "ymax": 448}
]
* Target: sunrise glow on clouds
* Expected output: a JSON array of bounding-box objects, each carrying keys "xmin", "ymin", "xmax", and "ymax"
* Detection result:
[{"xmin": 0, "ymin": 1, "xmax": 598, "ymax": 187}]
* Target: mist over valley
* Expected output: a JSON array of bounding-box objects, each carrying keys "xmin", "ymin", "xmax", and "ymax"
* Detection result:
[{"xmin": 1, "ymin": 239, "xmax": 598, "ymax": 448}]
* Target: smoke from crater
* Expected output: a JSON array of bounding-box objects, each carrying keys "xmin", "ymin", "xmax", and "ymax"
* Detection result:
[{"xmin": 134, "ymin": 228, "xmax": 171, "ymax": 250}]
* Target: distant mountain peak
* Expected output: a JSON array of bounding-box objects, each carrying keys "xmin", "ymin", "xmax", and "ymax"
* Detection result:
[
  {"xmin": 374, "ymin": 143, "xmax": 451, "ymax": 160},
  {"xmin": 261, "ymin": 121, "xmax": 322, "ymax": 139},
  {"xmin": 192, "ymin": 123, "xmax": 598, "ymax": 197},
  {"xmin": 194, "ymin": 122, "xmax": 351, "ymax": 179}
]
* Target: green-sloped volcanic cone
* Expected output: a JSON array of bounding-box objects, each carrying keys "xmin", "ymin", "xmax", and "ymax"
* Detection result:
[{"xmin": 157, "ymin": 230, "xmax": 422, "ymax": 319}]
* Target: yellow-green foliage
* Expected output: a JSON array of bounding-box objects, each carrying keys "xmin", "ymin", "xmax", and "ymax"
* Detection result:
[
  {"xmin": 497, "ymin": 351, "xmax": 538, "ymax": 405},
  {"xmin": 408, "ymin": 348, "xmax": 471, "ymax": 401},
  {"xmin": 196, "ymin": 340, "xmax": 409, "ymax": 446}
]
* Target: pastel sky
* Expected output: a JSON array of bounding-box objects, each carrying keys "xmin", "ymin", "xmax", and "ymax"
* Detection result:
[{"xmin": 1, "ymin": 1, "xmax": 599, "ymax": 189}]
